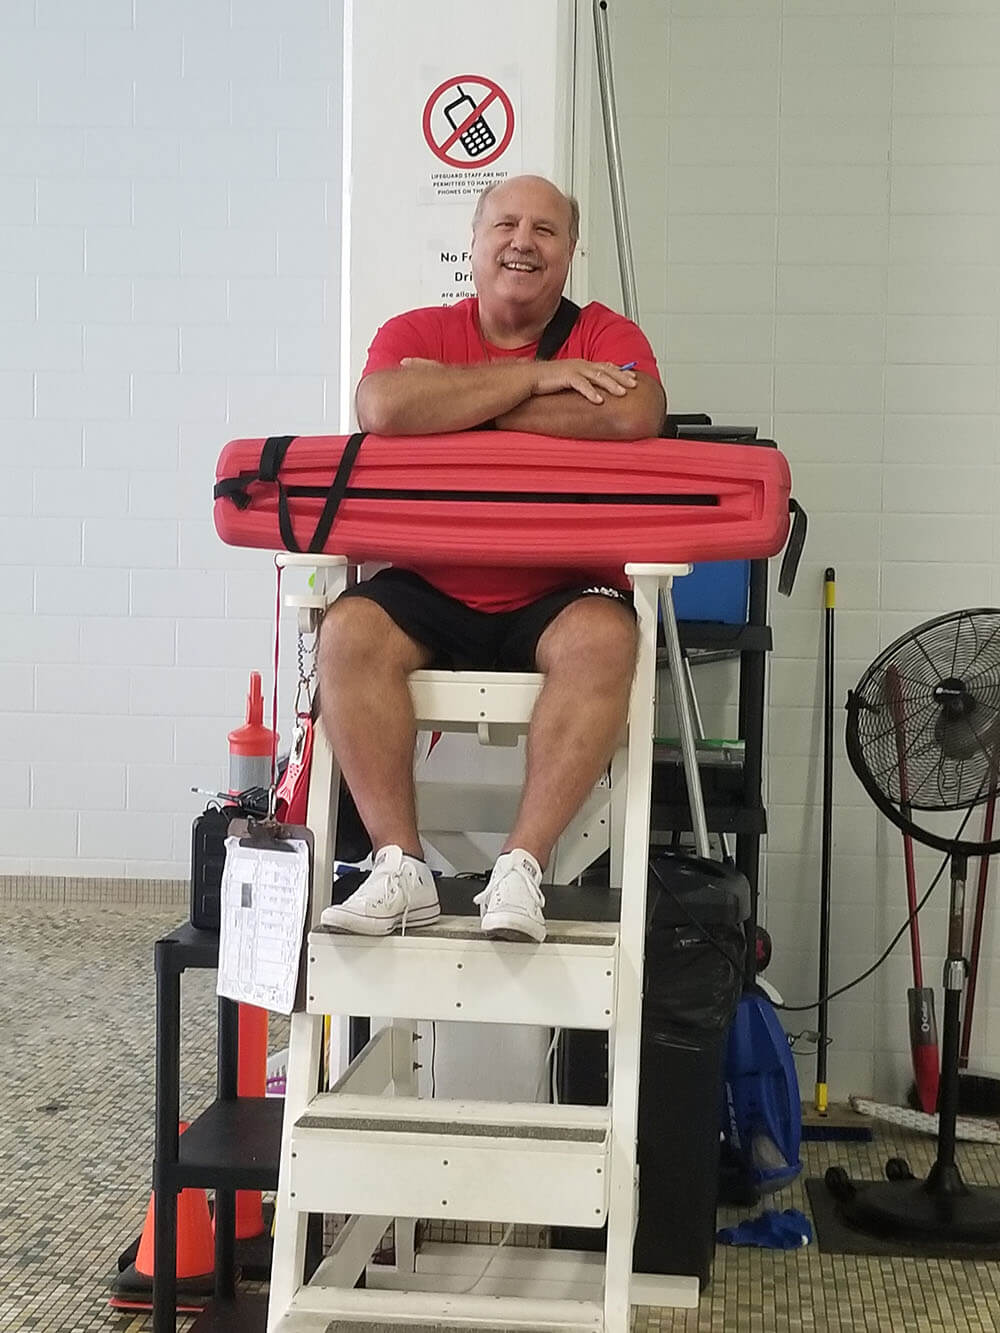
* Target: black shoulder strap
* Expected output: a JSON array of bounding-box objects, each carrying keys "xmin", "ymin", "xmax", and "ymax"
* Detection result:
[
  {"xmin": 535, "ymin": 297, "xmax": 581, "ymax": 362},
  {"xmin": 777, "ymin": 499, "xmax": 807, "ymax": 596},
  {"xmin": 305, "ymin": 430, "xmax": 367, "ymax": 553},
  {"xmin": 259, "ymin": 434, "xmax": 297, "ymax": 482}
]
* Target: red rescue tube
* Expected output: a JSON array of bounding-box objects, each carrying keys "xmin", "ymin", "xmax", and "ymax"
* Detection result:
[{"xmin": 213, "ymin": 431, "xmax": 792, "ymax": 567}]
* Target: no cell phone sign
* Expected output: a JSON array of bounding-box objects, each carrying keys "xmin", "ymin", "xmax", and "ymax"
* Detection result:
[{"xmin": 422, "ymin": 74, "xmax": 515, "ymax": 170}]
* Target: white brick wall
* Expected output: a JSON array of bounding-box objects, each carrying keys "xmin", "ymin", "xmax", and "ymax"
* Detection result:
[
  {"xmin": 585, "ymin": 0, "xmax": 1000, "ymax": 1101},
  {"xmin": 1, "ymin": 0, "xmax": 342, "ymax": 879}
]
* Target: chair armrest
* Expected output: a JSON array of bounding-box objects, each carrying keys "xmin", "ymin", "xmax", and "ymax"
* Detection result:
[
  {"xmin": 274, "ymin": 553, "xmax": 349, "ymax": 569},
  {"xmin": 625, "ymin": 562, "xmax": 693, "ymax": 580}
]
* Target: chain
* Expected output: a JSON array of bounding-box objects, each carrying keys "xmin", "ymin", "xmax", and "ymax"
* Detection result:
[{"xmin": 294, "ymin": 624, "xmax": 319, "ymax": 715}]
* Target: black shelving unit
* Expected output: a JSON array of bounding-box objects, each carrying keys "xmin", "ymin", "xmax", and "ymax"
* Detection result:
[
  {"xmin": 655, "ymin": 555, "xmax": 771, "ymax": 984},
  {"xmin": 151, "ymin": 923, "xmax": 284, "ymax": 1333},
  {"xmin": 653, "ymin": 414, "xmax": 775, "ymax": 981}
]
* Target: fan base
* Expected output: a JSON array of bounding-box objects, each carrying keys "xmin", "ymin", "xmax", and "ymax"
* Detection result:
[{"xmin": 829, "ymin": 1163, "xmax": 1000, "ymax": 1245}]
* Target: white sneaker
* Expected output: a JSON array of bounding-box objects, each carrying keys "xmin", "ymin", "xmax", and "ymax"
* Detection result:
[
  {"xmin": 473, "ymin": 850, "xmax": 546, "ymax": 942},
  {"xmin": 320, "ymin": 845, "xmax": 440, "ymax": 935}
]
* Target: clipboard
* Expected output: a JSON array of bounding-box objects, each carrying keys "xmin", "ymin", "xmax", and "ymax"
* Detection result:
[{"xmin": 217, "ymin": 819, "xmax": 315, "ymax": 1014}]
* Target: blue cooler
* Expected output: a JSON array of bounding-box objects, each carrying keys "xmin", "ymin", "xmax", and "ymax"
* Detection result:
[{"xmin": 672, "ymin": 559, "xmax": 750, "ymax": 625}]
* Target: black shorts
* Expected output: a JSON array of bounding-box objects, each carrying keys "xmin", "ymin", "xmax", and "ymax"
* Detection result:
[{"xmin": 337, "ymin": 568, "xmax": 634, "ymax": 671}]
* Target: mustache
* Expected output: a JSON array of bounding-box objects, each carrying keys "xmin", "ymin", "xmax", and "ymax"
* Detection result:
[{"xmin": 498, "ymin": 250, "xmax": 541, "ymax": 268}]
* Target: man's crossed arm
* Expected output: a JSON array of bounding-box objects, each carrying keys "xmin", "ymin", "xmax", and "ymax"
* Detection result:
[{"xmin": 355, "ymin": 358, "xmax": 666, "ymax": 441}]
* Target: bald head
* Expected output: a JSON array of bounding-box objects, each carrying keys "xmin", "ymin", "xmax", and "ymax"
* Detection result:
[{"xmin": 473, "ymin": 175, "xmax": 580, "ymax": 243}]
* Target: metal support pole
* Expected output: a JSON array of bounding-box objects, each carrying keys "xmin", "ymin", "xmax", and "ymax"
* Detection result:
[
  {"xmin": 738, "ymin": 559, "xmax": 768, "ymax": 985},
  {"xmin": 215, "ymin": 996, "xmax": 239, "ymax": 1300},
  {"xmin": 152, "ymin": 946, "xmax": 180, "ymax": 1333},
  {"xmin": 682, "ymin": 654, "xmax": 732, "ymax": 863},
  {"xmin": 659, "ymin": 582, "xmax": 711, "ymax": 858},
  {"xmin": 927, "ymin": 854, "xmax": 969, "ymax": 1189},
  {"xmin": 592, "ymin": 0, "xmax": 639, "ymax": 321}
]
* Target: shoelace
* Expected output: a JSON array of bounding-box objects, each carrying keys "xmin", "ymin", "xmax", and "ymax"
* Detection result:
[
  {"xmin": 360, "ymin": 856, "xmax": 423, "ymax": 936},
  {"xmin": 475, "ymin": 871, "xmax": 545, "ymax": 913}
]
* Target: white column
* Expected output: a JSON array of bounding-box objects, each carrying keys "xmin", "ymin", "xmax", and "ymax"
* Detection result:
[{"xmin": 337, "ymin": 1, "xmax": 580, "ymax": 1101}]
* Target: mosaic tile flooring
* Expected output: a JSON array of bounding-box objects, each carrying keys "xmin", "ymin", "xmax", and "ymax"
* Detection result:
[{"xmin": 3, "ymin": 892, "xmax": 1000, "ymax": 1332}]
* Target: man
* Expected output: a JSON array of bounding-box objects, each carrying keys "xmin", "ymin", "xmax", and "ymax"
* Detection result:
[{"xmin": 319, "ymin": 174, "xmax": 666, "ymax": 943}]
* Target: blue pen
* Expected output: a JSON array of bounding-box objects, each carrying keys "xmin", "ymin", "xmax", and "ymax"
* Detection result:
[{"xmin": 619, "ymin": 361, "xmax": 637, "ymax": 371}]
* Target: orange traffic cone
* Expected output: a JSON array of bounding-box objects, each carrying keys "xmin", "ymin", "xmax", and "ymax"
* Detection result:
[
  {"xmin": 110, "ymin": 1123, "xmax": 215, "ymax": 1311},
  {"xmin": 134, "ymin": 1183, "xmax": 215, "ymax": 1280}
]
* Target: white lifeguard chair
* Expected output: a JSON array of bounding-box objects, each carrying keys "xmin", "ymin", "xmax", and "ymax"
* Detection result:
[{"xmin": 266, "ymin": 553, "xmax": 711, "ymax": 1333}]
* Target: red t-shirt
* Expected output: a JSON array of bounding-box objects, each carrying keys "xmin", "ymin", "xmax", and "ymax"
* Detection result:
[{"xmin": 360, "ymin": 297, "xmax": 663, "ymax": 612}]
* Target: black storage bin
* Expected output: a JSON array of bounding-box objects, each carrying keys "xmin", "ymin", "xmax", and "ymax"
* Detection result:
[
  {"xmin": 189, "ymin": 804, "xmax": 231, "ymax": 930},
  {"xmin": 552, "ymin": 853, "xmax": 747, "ymax": 1289},
  {"xmin": 188, "ymin": 780, "xmax": 372, "ymax": 932}
]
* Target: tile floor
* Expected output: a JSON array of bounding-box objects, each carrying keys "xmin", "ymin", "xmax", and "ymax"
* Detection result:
[{"xmin": 3, "ymin": 889, "xmax": 1000, "ymax": 1332}]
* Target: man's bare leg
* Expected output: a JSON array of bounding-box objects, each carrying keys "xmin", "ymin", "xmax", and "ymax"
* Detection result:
[
  {"xmin": 503, "ymin": 596, "xmax": 638, "ymax": 869},
  {"xmin": 318, "ymin": 596, "xmax": 433, "ymax": 857}
]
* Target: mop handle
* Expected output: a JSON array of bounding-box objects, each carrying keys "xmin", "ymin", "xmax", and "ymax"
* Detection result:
[{"xmin": 815, "ymin": 569, "xmax": 835, "ymax": 1115}]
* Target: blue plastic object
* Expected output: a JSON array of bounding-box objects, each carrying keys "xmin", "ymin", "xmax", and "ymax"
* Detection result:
[
  {"xmin": 672, "ymin": 559, "xmax": 749, "ymax": 624},
  {"xmin": 722, "ymin": 991, "xmax": 802, "ymax": 1196},
  {"xmin": 717, "ymin": 1208, "xmax": 813, "ymax": 1249}
]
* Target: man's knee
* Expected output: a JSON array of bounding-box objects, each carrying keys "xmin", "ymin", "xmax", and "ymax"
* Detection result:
[
  {"xmin": 537, "ymin": 596, "xmax": 638, "ymax": 679},
  {"xmin": 319, "ymin": 595, "xmax": 426, "ymax": 675}
]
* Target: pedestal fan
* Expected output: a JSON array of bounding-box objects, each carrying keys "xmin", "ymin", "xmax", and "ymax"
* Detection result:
[{"xmin": 826, "ymin": 607, "xmax": 1000, "ymax": 1243}]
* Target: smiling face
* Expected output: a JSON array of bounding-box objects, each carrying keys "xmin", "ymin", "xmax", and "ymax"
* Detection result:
[{"xmin": 470, "ymin": 176, "xmax": 577, "ymax": 339}]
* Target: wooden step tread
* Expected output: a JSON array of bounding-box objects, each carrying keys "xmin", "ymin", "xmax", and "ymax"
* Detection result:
[
  {"xmin": 288, "ymin": 1094, "xmax": 610, "ymax": 1226},
  {"xmin": 296, "ymin": 1093, "xmax": 609, "ymax": 1142},
  {"xmin": 313, "ymin": 914, "xmax": 618, "ymax": 947},
  {"xmin": 306, "ymin": 926, "xmax": 620, "ymax": 1029},
  {"xmin": 327, "ymin": 874, "xmax": 622, "ymax": 925},
  {"xmin": 275, "ymin": 1284, "xmax": 605, "ymax": 1331}
]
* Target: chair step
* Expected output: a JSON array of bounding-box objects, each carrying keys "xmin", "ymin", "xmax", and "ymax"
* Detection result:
[
  {"xmin": 308, "ymin": 917, "xmax": 618, "ymax": 1029},
  {"xmin": 273, "ymin": 1284, "xmax": 605, "ymax": 1331},
  {"xmin": 289, "ymin": 1093, "xmax": 610, "ymax": 1227}
]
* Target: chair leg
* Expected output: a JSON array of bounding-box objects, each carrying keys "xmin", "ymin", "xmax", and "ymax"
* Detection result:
[
  {"xmin": 604, "ymin": 571, "xmax": 659, "ymax": 1332},
  {"xmin": 608, "ymin": 745, "xmax": 628, "ymax": 889},
  {"xmin": 267, "ymin": 1010, "xmax": 324, "ymax": 1331},
  {"xmin": 269, "ymin": 710, "xmax": 342, "ymax": 1328},
  {"xmin": 393, "ymin": 1218, "xmax": 418, "ymax": 1276}
]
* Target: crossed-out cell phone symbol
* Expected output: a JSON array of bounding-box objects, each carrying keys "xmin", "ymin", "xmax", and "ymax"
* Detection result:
[{"xmin": 443, "ymin": 85, "xmax": 497, "ymax": 158}]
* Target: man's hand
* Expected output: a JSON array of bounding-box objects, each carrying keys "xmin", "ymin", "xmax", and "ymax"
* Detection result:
[{"xmin": 529, "ymin": 359, "xmax": 638, "ymax": 404}]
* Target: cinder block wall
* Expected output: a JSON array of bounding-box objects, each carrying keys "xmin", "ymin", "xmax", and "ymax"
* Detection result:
[
  {"xmin": 585, "ymin": 0, "xmax": 1000, "ymax": 1100},
  {"xmin": 1, "ymin": 0, "xmax": 343, "ymax": 878}
]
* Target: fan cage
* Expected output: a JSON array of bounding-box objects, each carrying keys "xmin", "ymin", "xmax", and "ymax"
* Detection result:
[{"xmin": 846, "ymin": 609, "xmax": 1000, "ymax": 857}]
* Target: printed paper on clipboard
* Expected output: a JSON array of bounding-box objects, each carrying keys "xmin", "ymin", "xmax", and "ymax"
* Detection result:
[{"xmin": 216, "ymin": 835, "xmax": 310, "ymax": 1015}]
